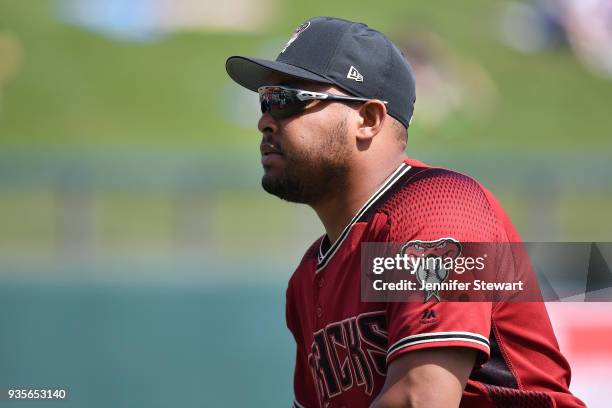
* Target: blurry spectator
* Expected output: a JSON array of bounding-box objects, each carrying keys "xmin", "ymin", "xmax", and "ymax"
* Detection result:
[
  {"xmin": 56, "ymin": 0, "xmax": 276, "ymax": 42},
  {"xmin": 558, "ymin": 0, "xmax": 612, "ymax": 78},
  {"xmin": 57, "ymin": 0, "xmax": 162, "ymax": 42},
  {"xmin": 500, "ymin": 0, "xmax": 612, "ymax": 79},
  {"xmin": 0, "ymin": 32, "xmax": 23, "ymax": 112},
  {"xmin": 499, "ymin": 0, "xmax": 566, "ymax": 53},
  {"xmin": 393, "ymin": 30, "xmax": 497, "ymax": 136}
]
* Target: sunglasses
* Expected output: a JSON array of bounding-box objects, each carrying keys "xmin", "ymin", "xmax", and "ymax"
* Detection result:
[{"xmin": 258, "ymin": 85, "xmax": 387, "ymax": 120}]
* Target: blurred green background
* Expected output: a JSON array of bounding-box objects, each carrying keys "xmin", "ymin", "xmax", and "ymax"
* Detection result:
[{"xmin": 1, "ymin": 0, "xmax": 611, "ymax": 407}]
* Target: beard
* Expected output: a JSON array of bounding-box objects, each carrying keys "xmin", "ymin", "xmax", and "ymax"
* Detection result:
[{"xmin": 261, "ymin": 118, "xmax": 351, "ymax": 205}]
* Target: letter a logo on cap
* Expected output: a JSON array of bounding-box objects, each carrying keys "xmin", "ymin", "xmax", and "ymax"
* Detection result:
[
  {"xmin": 280, "ymin": 21, "xmax": 311, "ymax": 53},
  {"xmin": 347, "ymin": 66, "xmax": 363, "ymax": 82}
]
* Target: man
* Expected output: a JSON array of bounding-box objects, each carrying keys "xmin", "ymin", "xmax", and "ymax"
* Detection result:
[{"xmin": 225, "ymin": 16, "xmax": 585, "ymax": 408}]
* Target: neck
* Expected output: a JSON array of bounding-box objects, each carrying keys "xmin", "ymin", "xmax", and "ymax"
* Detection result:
[{"xmin": 312, "ymin": 154, "xmax": 407, "ymax": 244}]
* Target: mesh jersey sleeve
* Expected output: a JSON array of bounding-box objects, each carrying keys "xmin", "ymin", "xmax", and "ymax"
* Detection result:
[{"xmin": 377, "ymin": 168, "xmax": 508, "ymax": 366}]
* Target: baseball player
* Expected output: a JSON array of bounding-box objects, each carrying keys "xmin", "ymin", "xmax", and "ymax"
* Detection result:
[{"xmin": 226, "ymin": 16, "xmax": 585, "ymax": 408}]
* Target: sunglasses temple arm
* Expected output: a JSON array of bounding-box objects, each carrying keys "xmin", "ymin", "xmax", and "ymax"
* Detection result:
[{"xmin": 327, "ymin": 95, "xmax": 389, "ymax": 104}]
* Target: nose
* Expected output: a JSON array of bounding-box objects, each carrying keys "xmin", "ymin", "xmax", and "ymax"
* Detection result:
[{"xmin": 258, "ymin": 111, "xmax": 278, "ymax": 135}]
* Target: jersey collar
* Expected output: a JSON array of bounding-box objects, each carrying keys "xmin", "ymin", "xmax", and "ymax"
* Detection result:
[{"xmin": 316, "ymin": 161, "xmax": 412, "ymax": 272}]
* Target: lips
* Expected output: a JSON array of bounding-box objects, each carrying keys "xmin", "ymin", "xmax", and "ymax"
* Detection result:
[
  {"xmin": 260, "ymin": 143, "xmax": 282, "ymax": 156},
  {"xmin": 260, "ymin": 143, "xmax": 284, "ymax": 166}
]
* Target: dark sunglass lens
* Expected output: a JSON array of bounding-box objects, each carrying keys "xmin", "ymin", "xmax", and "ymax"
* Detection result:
[
  {"xmin": 259, "ymin": 88, "xmax": 306, "ymax": 119},
  {"xmin": 270, "ymin": 104, "xmax": 303, "ymax": 119}
]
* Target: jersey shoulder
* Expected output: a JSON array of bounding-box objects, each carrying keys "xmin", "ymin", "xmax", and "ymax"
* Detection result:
[{"xmin": 376, "ymin": 161, "xmax": 513, "ymax": 243}]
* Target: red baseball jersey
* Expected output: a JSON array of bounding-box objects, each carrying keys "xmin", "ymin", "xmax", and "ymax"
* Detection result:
[{"xmin": 287, "ymin": 159, "xmax": 585, "ymax": 408}]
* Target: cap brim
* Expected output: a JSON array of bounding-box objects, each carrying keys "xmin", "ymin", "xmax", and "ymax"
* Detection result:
[{"xmin": 225, "ymin": 56, "xmax": 333, "ymax": 92}]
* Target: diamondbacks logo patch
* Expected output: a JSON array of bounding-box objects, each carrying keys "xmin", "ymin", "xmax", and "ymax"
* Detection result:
[
  {"xmin": 281, "ymin": 21, "xmax": 310, "ymax": 53},
  {"xmin": 400, "ymin": 238, "xmax": 462, "ymax": 301}
]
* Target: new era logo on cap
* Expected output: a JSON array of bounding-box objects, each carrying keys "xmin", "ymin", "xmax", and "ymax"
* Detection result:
[{"xmin": 347, "ymin": 66, "xmax": 363, "ymax": 82}]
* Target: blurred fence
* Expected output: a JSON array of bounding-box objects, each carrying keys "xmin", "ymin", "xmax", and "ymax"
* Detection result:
[{"xmin": 1, "ymin": 149, "xmax": 611, "ymax": 281}]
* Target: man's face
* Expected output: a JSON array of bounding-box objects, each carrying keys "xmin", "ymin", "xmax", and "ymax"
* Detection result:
[{"xmin": 258, "ymin": 76, "xmax": 353, "ymax": 205}]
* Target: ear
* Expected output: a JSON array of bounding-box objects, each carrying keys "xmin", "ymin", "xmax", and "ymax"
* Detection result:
[{"xmin": 356, "ymin": 100, "xmax": 387, "ymax": 141}]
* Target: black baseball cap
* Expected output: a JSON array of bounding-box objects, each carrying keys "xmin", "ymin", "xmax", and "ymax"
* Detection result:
[{"xmin": 225, "ymin": 16, "xmax": 416, "ymax": 128}]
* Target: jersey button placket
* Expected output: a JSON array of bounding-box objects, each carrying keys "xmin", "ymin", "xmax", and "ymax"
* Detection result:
[
  {"xmin": 314, "ymin": 273, "xmax": 324, "ymax": 323},
  {"xmin": 316, "ymin": 306, "xmax": 323, "ymax": 318}
]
